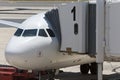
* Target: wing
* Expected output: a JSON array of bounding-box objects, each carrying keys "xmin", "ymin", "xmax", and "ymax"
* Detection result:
[{"xmin": 0, "ymin": 20, "xmax": 21, "ymax": 28}]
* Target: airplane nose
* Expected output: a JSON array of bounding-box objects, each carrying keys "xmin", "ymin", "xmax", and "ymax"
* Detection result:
[
  {"xmin": 4, "ymin": 39, "xmax": 36, "ymax": 69},
  {"xmin": 4, "ymin": 36, "xmax": 54, "ymax": 70},
  {"xmin": 5, "ymin": 45, "xmax": 25, "ymax": 67},
  {"xmin": 5, "ymin": 43, "xmax": 43, "ymax": 70},
  {"xmin": 5, "ymin": 39, "xmax": 41, "ymax": 69}
]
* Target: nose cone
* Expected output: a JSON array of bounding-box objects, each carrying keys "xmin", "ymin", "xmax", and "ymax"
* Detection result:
[
  {"xmin": 5, "ymin": 36, "xmax": 45, "ymax": 69},
  {"xmin": 5, "ymin": 41, "xmax": 26, "ymax": 68},
  {"xmin": 5, "ymin": 37, "xmax": 34, "ymax": 69}
]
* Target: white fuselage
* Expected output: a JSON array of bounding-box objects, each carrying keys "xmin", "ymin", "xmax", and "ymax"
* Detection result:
[{"xmin": 5, "ymin": 13, "xmax": 95, "ymax": 70}]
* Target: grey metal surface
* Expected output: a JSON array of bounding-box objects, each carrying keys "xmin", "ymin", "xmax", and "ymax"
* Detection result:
[
  {"xmin": 88, "ymin": 3, "xmax": 96, "ymax": 55},
  {"xmin": 0, "ymin": 1, "xmax": 68, "ymax": 7},
  {"xmin": 105, "ymin": 2, "xmax": 120, "ymax": 57}
]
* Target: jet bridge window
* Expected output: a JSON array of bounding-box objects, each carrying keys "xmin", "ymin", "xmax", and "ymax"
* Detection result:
[
  {"xmin": 38, "ymin": 29, "xmax": 48, "ymax": 37},
  {"xmin": 14, "ymin": 28, "xmax": 23, "ymax": 36},
  {"xmin": 46, "ymin": 29, "xmax": 55, "ymax": 37},
  {"xmin": 23, "ymin": 29, "xmax": 37, "ymax": 37}
]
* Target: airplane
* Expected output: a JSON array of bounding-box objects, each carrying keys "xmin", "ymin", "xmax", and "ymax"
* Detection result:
[
  {"xmin": 2, "ymin": 0, "xmax": 120, "ymax": 80},
  {"xmin": 0, "ymin": 9, "xmax": 97, "ymax": 79}
]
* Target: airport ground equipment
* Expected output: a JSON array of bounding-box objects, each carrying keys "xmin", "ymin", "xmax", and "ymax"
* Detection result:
[
  {"xmin": 46, "ymin": 1, "xmax": 104, "ymax": 80},
  {"xmin": 0, "ymin": 66, "xmax": 36, "ymax": 80}
]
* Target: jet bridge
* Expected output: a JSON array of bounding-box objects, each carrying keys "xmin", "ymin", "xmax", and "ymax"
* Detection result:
[
  {"xmin": 46, "ymin": 1, "xmax": 120, "ymax": 80},
  {"xmin": 58, "ymin": 2, "xmax": 88, "ymax": 54},
  {"xmin": 105, "ymin": 2, "xmax": 120, "ymax": 60},
  {"xmin": 46, "ymin": 1, "xmax": 120, "ymax": 59},
  {"xmin": 45, "ymin": 2, "xmax": 88, "ymax": 54},
  {"xmin": 45, "ymin": 2, "xmax": 96, "ymax": 55},
  {"xmin": 58, "ymin": 2, "xmax": 96, "ymax": 55}
]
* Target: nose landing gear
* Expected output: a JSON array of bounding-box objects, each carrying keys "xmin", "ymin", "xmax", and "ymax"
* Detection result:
[
  {"xmin": 47, "ymin": 70, "xmax": 55, "ymax": 80},
  {"xmin": 38, "ymin": 70, "xmax": 55, "ymax": 80}
]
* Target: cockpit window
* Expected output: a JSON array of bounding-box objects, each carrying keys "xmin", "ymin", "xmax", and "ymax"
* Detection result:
[
  {"xmin": 22, "ymin": 29, "xmax": 37, "ymax": 37},
  {"xmin": 38, "ymin": 29, "xmax": 48, "ymax": 37},
  {"xmin": 46, "ymin": 29, "xmax": 55, "ymax": 37},
  {"xmin": 14, "ymin": 28, "xmax": 23, "ymax": 36}
]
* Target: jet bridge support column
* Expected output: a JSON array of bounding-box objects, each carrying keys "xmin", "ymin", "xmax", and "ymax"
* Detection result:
[
  {"xmin": 97, "ymin": 63, "xmax": 103, "ymax": 80},
  {"xmin": 96, "ymin": 0, "xmax": 105, "ymax": 80}
]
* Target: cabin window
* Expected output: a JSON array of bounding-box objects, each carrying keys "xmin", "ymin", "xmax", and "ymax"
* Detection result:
[
  {"xmin": 14, "ymin": 28, "xmax": 23, "ymax": 36},
  {"xmin": 38, "ymin": 29, "xmax": 48, "ymax": 37},
  {"xmin": 23, "ymin": 29, "xmax": 37, "ymax": 37},
  {"xmin": 46, "ymin": 29, "xmax": 55, "ymax": 37}
]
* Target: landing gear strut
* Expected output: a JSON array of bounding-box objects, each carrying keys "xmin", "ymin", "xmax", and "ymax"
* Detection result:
[
  {"xmin": 38, "ymin": 70, "xmax": 55, "ymax": 80},
  {"xmin": 80, "ymin": 62, "xmax": 98, "ymax": 74},
  {"xmin": 47, "ymin": 70, "xmax": 55, "ymax": 80}
]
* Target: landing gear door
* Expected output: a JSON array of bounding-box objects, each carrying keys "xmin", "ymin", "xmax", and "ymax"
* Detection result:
[{"xmin": 58, "ymin": 2, "xmax": 88, "ymax": 53}]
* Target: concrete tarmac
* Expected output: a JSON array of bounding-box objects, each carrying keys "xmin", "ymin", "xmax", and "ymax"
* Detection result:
[
  {"xmin": 0, "ymin": 2, "xmax": 120, "ymax": 80},
  {"xmin": 0, "ymin": 1, "xmax": 67, "ymax": 7},
  {"xmin": 59, "ymin": 62, "xmax": 120, "ymax": 80}
]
